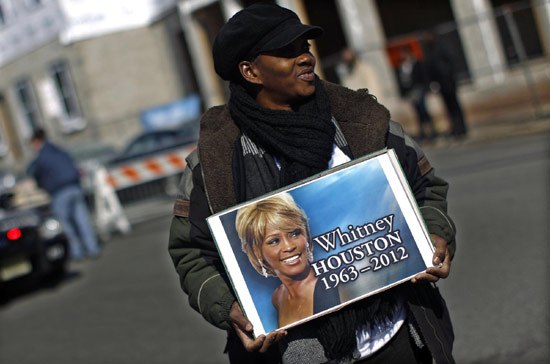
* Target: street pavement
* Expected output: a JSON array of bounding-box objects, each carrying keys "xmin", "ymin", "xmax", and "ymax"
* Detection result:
[
  {"xmin": 426, "ymin": 133, "xmax": 549, "ymax": 364},
  {"xmin": 0, "ymin": 120, "xmax": 548, "ymax": 364},
  {"xmin": 0, "ymin": 215, "xmax": 228, "ymax": 364}
]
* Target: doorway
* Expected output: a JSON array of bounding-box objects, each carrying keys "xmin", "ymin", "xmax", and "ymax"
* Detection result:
[{"xmin": 375, "ymin": 0, "xmax": 471, "ymax": 82}]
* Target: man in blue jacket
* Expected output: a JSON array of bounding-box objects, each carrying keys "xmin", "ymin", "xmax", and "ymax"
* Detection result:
[{"xmin": 29, "ymin": 129, "xmax": 100, "ymax": 260}]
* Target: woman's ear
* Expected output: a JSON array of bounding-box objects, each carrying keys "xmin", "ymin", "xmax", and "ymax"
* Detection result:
[{"xmin": 239, "ymin": 60, "xmax": 262, "ymax": 85}]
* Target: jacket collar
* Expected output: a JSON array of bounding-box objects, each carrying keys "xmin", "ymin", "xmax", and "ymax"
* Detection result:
[{"xmin": 198, "ymin": 81, "xmax": 390, "ymax": 213}]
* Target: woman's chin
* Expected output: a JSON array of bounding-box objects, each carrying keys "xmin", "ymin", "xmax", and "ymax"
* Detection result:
[{"xmin": 278, "ymin": 264, "xmax": 312, "ymax": 281}]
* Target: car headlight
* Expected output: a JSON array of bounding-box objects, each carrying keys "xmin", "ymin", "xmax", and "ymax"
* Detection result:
[
  {"xmin": 1, "ymin": 173, "xmax": 16, "ymax": 190},
  {"xmin": 39, "ymin": 217, "xmax": 63, "ymax": 239}
]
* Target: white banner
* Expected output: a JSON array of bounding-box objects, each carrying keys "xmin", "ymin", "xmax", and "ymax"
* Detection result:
[{"xmin": 58, "ymin": 0, "xmax": 177, "ymax": 44}]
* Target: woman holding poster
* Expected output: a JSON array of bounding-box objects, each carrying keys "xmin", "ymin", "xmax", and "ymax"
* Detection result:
[
  {"xmin": 235, "ymin": 192, "xmax": 340, "ymax": 328},
  {"xmin": 168, "ymin": 3, "xmax": 456, "ymax": 364}
]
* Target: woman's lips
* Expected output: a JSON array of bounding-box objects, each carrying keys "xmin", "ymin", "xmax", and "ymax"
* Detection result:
[
  {"xmin": 281, "ymin": 253, "xmax": 302, "ymax": 265},
  {"xmin": 298, "ymin": 70, "xmax": 315, "ymax": 81}
]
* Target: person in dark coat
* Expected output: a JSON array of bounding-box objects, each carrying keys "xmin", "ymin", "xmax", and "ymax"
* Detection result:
[
  {"xmin": 424, "ymin": 31, "xmax": 468, "ymax": 138},
  {"xmin": 168, "ymin": 4, "xmax": 456, "ymax": 364},
  {"xmin": 398, "ymin": 47, "xmax": 438, "ymax": 141}
]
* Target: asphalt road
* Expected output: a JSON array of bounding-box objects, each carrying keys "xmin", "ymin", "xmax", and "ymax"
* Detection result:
[
  {"xmin": 0, "ymin": 215, "xmax": 228, "ymax": 364},
  {"xmin": 425, "ymin": 134, "xmax": 550, "ymax": 364},
  {"xmin": 1, "ymin": 134, "xmax": 548, "ymax": 364}
]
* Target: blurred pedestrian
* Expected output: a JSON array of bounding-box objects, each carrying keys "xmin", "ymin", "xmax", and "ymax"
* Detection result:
[
  {"xmin": 28, "ymin": 129, "xmax": 100, "ymax": 260},
  {"xmin": 424, "ymin": 30, "xmax": 468, "ymax": 138},
  {"xmin": 397, "ymin": 47, "xmax": 437, "ymax": 141},
  {"xmin": 169, "ymin": 3, "xmax": 456, "ymax": 364},
  {"xmin": 336, "ymin": 47, "xmax": 383, "ymax": 97}
]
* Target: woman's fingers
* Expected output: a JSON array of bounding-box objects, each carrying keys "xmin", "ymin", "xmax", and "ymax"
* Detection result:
[
  {"xmin": 230, "ymin": 300, "xmax": 287, "ymax": 352},
  {"xmin": 430, "ymin": 234, "xmax": 447, "ymax": 266},
  {"xmin": 229, "ymin": 301, "xmax": 253, "ymax": 332},
  {"xmin": 259, "ymin": 330, "xmax": 287, "ymax": 353},
  {"xmin": 412, "ymin": 234, "xmax": 451, "ymax": 283}
]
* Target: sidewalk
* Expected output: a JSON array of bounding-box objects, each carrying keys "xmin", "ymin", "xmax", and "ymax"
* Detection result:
[
  {"xmin": 388, "ymin": 58, "xmax": 550, "ymax": 149},
  {"xmin": 419, "ymin": 114, "xmax": 550, "ymax": 151},
  {"xmin": 123, "ymin": 196, "xmax": 174, "ymax": 224}
]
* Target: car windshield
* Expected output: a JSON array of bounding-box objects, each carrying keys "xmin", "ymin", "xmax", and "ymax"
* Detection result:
[
  {"xmin": 123, "ymin": 132, "xmax": 173, "ymax": 155},
  {"xmin": 68, "ymin": 142, "xmax": 116, "ymax": 164},
  {"xmin": 122, "ymin": 123, "xmax": 199, "ymax": 157}
]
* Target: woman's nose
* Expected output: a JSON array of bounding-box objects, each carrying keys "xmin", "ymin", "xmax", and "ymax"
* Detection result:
[
  {"xmin": 297, "ymin": 51, "xmax": 315, "ymax": 66},
  {"xmin": 281, "ymin": 238, "xmax": 296, "ymax": 251}
]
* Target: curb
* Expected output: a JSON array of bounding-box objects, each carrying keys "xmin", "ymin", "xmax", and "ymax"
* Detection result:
[{"xmin": 419, "ymin": 117, "xmax": 550, "ymax": 151}]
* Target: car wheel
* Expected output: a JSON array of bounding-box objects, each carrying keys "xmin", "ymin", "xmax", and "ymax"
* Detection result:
[{"xmin": 49, "ymin": 260, "xmax": 67, "ymax": 280}]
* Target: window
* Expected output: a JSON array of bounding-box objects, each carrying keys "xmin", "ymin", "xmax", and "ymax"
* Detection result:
[
  {"xmin": 0, "ymin": 93, "xmax": 10, "ymax": 157},
  {"xmin": 25, "ymin": 0, "xmax": 42, "ymax": 10},
  {"xmin": 0, "ymin": 0, "xmax": 15, "ymax": 27},
  {"xmin": 0, "ymin": 2, "xmax": 5, "ymax": 26},
  {"xmin": 50, "ymin": 61, "xmax": 82, "ymax": 119},
  {"xmin": 490, "ymin": 0, "xmax": 544, "ymax": 65},
  {"xmin": 48, "ymin": 60, "xmax": 86, "ymax": 133},
  {"xmin": 14, "ymin": 78, "xmax": 42, "ymax": 133}
]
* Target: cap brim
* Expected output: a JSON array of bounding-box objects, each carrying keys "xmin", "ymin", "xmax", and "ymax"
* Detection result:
[{"xmin": 260, "ymin": 23, "xmax": 323, "ymax": 53}]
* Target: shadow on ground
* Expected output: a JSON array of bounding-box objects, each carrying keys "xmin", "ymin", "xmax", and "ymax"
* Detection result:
[{"xmin": 0, "ymin": 269, "xmax": 81, "ymax": 306}]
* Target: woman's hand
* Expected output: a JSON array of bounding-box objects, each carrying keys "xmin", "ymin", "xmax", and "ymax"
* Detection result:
[
  {"xmin": 412, "ymin": 234, "xmax": 451, "ymax": 283},
  {"xmin": 229, "ymin": 301, "xmax": 287, "ymax": 352}
]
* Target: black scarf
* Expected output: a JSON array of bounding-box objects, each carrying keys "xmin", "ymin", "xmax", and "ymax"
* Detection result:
[
  {"xmin": 229, "ymin": 78, "xmax": 397, "ymax": 362},
  {"xmin": 228, "ymin": 76, "xmax": 335, "ymax": 187}
]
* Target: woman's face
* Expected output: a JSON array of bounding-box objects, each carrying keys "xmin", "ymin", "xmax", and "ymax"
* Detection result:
[
  {"xmin": 252, "ymin": 37, "xmax": 316, "ymax": 111},
  {"xmin": 260, "ymin": 223, "xmax": 310, "ymax": 279}
]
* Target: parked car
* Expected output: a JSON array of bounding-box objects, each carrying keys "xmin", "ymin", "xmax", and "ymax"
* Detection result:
[
  {"xmin": 106, "ymin": 124, "xmax": 198, "ymax": 204},
  {"xmin": 0, "ymin": 176, "xmax": 69, "ymax": 292},
  {"xmin": 108, "ymin": 123, "xmax": 198, "ymax": 165},
  {"xmin": 0, "ymin": 169, "xmax": 17, "ymax": 192}
]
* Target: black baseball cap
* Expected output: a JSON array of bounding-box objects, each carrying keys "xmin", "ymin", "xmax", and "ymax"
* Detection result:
[{"xmin": 212, "ymin": 3, "xmax": 323, "ymax": 81}]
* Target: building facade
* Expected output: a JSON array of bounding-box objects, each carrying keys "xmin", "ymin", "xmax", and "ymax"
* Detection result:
[
  {"xmin": 0, "ymin": 0, "xmax": 548, "ymax": 172},
  {"xmin": 180, "ymin": 0, "xmax": 549, "ymax": 122},
  {"xmin": 0, "ymin": 0, "xmax": 199, "ymax": 172}
]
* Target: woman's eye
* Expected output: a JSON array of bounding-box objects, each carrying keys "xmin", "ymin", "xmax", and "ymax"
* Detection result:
[
  {"xmin": 290, "ymin": 229, "xmax": 302, "ymax": 238},
  {"xmin": 266, "ymin": 238, "xmax": 279, "ymax": 245}
]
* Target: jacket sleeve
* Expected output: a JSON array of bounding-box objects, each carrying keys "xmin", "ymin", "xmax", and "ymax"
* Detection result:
[
  {"xmin": 168, "ymin": 150, "xmax": 236, "ymax": 330},
  {"xmin": 386, "ymin": 120, "xmax": 456, "ymax": 258}
]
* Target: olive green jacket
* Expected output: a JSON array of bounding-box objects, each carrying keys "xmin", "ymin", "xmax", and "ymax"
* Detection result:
[{"xmin": 168, "ymin": 81, "xmax": 456, "ymax": 363}]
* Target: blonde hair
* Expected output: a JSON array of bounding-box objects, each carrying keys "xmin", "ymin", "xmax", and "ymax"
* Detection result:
[{"xmin": 235, "ymin": 192, "xmax": 312, "ymax": 277}]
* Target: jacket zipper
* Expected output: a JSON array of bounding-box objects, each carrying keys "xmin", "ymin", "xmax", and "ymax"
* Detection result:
[
  {"xmin": 198, "ymin": 148, "xmax": 215, "ymax": 214},
  {"xmin": 419, "ymin": 302, "xmax": 453, "ymax": 364}
]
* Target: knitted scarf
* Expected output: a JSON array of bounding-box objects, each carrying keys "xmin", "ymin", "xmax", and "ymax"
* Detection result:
[
  {"xmin": 229, "ymin": 78, "xmax": 397, "ymax": 362},
  {"xmin": 228, "ymin": 75, "xmax": 335, "ymax": 187}
]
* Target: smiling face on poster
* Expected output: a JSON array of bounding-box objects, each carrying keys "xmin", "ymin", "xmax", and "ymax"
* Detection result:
[
  {"xmin": 207, "ymin": 149, "xmax": 436, "ymax": 337},
  {"xmin": 235, "ymin": 192, "xmax": 321, "ymax": 328}
]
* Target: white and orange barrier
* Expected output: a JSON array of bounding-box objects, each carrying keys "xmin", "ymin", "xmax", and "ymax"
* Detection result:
[
  {"xmin": 91, "ymin": 145, "xmax": 195, "ymax": 238},
  {"xmin": 93, "ymin": 164, "xmax": 131, "ymax": 238},
  {"xmin": 106, "ymin": 146, "xmax": 196, "ymax": 190}
]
